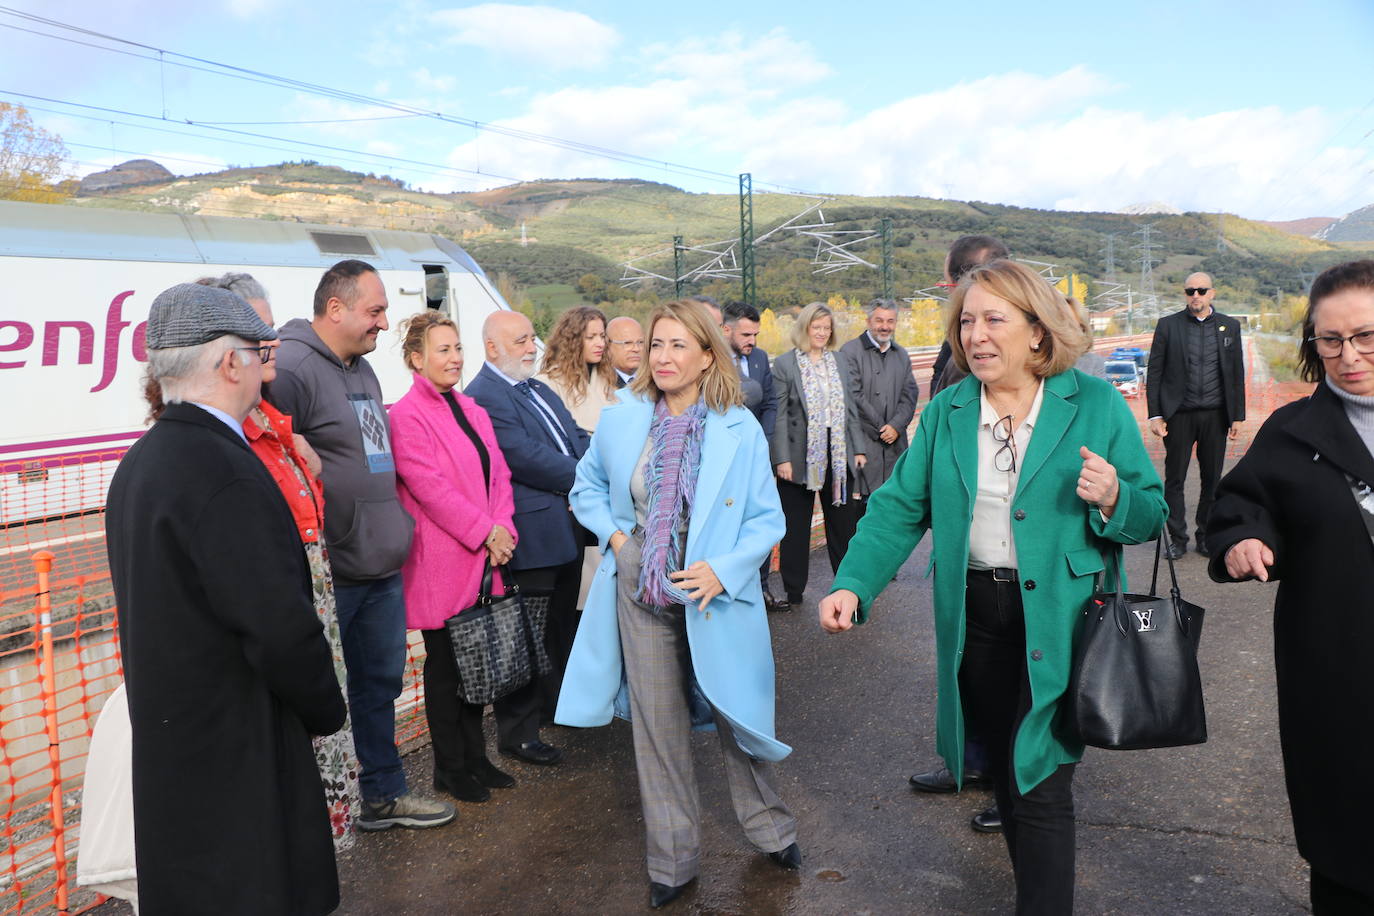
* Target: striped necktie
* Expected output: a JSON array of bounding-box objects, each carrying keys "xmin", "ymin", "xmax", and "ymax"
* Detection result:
[{"xmin": 514, "ymin": 380, "xmax": 575, "ymax": 455}]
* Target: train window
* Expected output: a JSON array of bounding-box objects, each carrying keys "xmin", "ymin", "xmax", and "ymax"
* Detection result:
[
  {"xmin": 423, "ymin": 265, "xmax": 449, "ymax": 311},
  {"xmin": 309, "ymin": 232, "xmax": 377, "ymax": 256}
]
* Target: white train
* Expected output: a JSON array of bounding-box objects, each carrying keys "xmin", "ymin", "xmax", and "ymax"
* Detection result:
[{"xmin": 0, "ymin": 200, "xmax": 515, "ymax": 525}]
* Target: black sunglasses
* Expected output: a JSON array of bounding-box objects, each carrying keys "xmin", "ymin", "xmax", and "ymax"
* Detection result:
[{"xmin": 1183, "ymin": 287, "xmax": 1211, "ymax": 297}]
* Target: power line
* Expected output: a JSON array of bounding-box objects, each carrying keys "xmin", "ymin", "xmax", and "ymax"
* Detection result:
[
  {"xmin": 0, "ymin": 7, "xmax": 821, "ymax": 196},
  {"xmin": 7, "ymin": 89, "xmax": 793, "ymax": 230}
]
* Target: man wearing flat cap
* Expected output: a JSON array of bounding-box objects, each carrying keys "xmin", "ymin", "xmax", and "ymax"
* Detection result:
[{"xmin": 106, "ymin": 283, "xmax": 348, "ymax": 915}]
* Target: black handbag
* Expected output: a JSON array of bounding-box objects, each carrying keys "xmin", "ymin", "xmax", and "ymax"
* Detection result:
[
  {"xmin": 1064, "ymin": 538, "xmax": 1207, "ymax": 750},
  {"xmin": 444, "ymin": 562, "xmax": 551, "ymax": 706}
]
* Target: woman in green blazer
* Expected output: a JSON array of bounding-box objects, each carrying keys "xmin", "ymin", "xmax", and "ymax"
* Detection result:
[{"xmin": 820, "ymin": 260, "xmax": 1165, "ymax": 914}]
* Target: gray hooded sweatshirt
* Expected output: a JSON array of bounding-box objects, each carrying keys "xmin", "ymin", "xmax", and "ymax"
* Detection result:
[{"xmin": 267, "ymin": 318, "xmax": 414, "ymax": 583}]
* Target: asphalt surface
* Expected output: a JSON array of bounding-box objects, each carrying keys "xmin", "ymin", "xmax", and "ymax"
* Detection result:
[
  {"xmin": 89, "ymin": 469, "xmax": 1306, "ymax": 915},
  {"xmin": 315, "ymin": 474, "xmax": 1305, "ymax": 916}
]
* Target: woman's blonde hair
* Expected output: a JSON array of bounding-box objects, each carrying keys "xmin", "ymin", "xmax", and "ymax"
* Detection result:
[
  {"xmin": 630, "ymin": 299, "xmax": 743, "ymax": 412},
  {"xmin": 398, "ymin": 310, "xmax": 459, "ymax": 372},
  {"xmin": 946, "ymin": 260, "xmax": 1089, "ymax": 378},
  {"xmin": 540, "ymin": 305, "xmax": 615, "ymax": 403},
  {"xmin": 790, "ymin": 302, "xmax": 839, "ymax": 351}
]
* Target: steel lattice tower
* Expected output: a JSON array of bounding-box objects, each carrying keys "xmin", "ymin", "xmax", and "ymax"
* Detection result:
[
  {"xmin": 1133, "ymin": 223, "xmax": 1163, "ymax": 313},
  {"xmin": 738, "ymin": 173, "xmax": 756, "ymax": 308}
]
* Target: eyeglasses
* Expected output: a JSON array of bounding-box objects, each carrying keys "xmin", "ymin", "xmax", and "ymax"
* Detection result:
[
  {"xmin": 609, "ymin": 339, "xmax": 644, "ymax": 349},
  {"xmin": 992, "ymin": 414, "xmax": 1017, "ymax": 473},
  {"xmin": 1308, "ymin": 330, "xmax": 1374, "ymax": 358},
  {"xmin": 234, "ymin": 345, "xmax": 276, "ymax": 364},
  {"xmin": 1183, "ymin": 287, "xmax": 1211, "ymax": 297}
]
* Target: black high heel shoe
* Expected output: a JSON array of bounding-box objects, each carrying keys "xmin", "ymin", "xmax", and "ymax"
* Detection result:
[
  {"xmin": 649, "ymin": 877, "xmax": 694, "ymax": 908},
  {"xmin": 767, "ymin": 841, "xmax": 802, "ymax": 870}
]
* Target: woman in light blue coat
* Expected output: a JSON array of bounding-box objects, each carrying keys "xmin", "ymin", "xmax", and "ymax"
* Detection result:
[{"xmin": 556, "ymin": 300, "xmax": 800, "ymax": 909}]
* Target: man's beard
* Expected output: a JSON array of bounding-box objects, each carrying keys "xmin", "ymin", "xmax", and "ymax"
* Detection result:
[{"xmin": 494, "ymin": 345, "xmax": 536, "ymax": 380}]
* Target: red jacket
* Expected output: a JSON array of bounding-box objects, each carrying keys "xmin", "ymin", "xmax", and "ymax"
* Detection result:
[
  {"xmin": 390, "ymin": 373, "xmax": 517, "ymax": 630},
  {"xmin": 244, "ymin": 400, "xmax": 325, "ymax": 545}
]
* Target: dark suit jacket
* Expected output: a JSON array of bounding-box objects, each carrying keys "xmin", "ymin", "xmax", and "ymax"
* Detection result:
[
  {"xmin": 106, "ymin": 403, "xmax": 345, "ymax": 915},
  {"xmin": 737, "ymin": 347, "xmax": 777, "ymax": 438},
  {"xmin": 769, "ymin": 348, "xmax": 864, "ymax": 474},
  {"xmin": 1146, "ymin": 309, "xmax": 1246, "ymax": 424},
  {"xmin": 465, "ymin": 363, "xmax": 591, "ymax": 571}
]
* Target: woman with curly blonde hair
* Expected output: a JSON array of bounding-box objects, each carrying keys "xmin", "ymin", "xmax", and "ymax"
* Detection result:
[{"xmin": 537, "ymin": 306, "xmax": 618, "ymax": 432}]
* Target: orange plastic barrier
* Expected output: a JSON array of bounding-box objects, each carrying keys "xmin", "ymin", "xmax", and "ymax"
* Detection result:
[
  {"xmin": 0, "ymin": 336, "xmax": 1311, "ymax": 913},
  {"xmin": 0, "ymin": 446, "xmax": 435, "ymax": 913}
]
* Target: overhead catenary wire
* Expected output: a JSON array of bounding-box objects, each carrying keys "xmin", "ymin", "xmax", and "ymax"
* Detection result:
[
  {"xmin": 4, "ymin": 89, "xmax": 760, "ymax": 227},
  {"xmin": 0, "ymin": 7, "xmax": 823, "ymax": 197}
]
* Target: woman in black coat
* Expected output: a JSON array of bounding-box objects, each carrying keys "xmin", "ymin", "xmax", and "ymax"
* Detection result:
[{"xmin": 1207, "ymin": 260, "xmax": 1374, "ymax": 913}]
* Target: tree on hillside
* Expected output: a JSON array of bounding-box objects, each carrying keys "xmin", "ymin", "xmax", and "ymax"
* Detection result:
[{"xmin": 0, "ymin": 103, "xmax": 71, "ymax": 203}]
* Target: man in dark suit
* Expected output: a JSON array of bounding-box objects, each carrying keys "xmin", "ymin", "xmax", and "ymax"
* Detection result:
[
  {"xmin": 1147, "ymin": 272, "xmax": 1246, "ymax": 559},
  {"xmin": 606, "ymin": 315, "xmax": 643, "ymax": 388},
  {"xmin": 720, "ymin": 300, "xmax": 786, "ymax": 611},
  {"xmin": 465, "ymin": 309, "xmax": 590, "ymax": 766},
  {"xmin": 106, "ymin": 284, "xmax": 346, "ymax": 915},
  {"xmin": 721, "ymin": 300, "xmax": 777, "ymax": 437},
  {"xmin": 840, "ymin": 297, "xmax": 919, "ymax": 517}
]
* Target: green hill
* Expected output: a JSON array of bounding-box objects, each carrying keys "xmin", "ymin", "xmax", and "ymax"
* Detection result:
[{"xmin": 72, "ymin": 161, "xmax": 1369, "ymax": 314}]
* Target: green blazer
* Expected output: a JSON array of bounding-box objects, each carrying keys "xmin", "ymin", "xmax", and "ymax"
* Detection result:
[{"xmin": 831, "ymin": 369, "xmax": 1166, "ymax": 793}]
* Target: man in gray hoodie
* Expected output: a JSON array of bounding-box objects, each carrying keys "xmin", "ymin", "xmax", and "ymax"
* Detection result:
[{"xmin": 270, "ymin": 259, "xmax": 454, "ymax": 831}]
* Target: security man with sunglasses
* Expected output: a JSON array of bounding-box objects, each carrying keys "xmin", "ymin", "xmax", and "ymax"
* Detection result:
[{"xmin": 1146, "ymin": 271, "xmax": 1246, "ymax": 559}]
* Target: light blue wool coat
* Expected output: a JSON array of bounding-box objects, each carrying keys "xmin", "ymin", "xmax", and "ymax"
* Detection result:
[{"xmin": 554, "ymin": 391, "xmax": 791, "ymax": 761}]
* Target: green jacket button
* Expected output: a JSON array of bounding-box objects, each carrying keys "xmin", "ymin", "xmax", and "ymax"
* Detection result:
[
  {"xmin": 1030, "ymin": 649, "xmax": 1043, "ymax": 661},
  {"xmin": 1023, "ymin": 579, "xmax": 1036, "ymax": 590},
  {"xmin": 1013, "ymin": 509, "xmax": 1026, "ymax": 520}
]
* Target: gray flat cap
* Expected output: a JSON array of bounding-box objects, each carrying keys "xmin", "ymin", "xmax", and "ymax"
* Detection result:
[{"xmin": 146, "ymin": 283, "xmax": 277, "ymax": 349}]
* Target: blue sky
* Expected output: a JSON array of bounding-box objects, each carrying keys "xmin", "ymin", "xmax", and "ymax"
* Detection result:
[{"xmin": 2, "ymin": 0, "xmax": 1372, "ymax": 219}]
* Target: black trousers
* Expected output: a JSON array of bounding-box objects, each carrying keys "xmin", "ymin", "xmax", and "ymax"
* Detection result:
[
  {"xmin": 1312, "ymin": 867, "xmax": 1374, "ymax": 915},
  {"xmin": 420, "ymin": 626, "xmax": 489, "ymax": 775},
  {"xmin": 1162, "ymin": 407, "xmax": 1227, "ymax": 547},
  {"xmin": 958, "ymin": 570, "xmax": 1076, "ymax": 915},
  {"xmin": 493, "ymin": 559, "xmax": 582, "ymax": 748},
  {"xmin": 776, "ymin": 467, "xmax": 857, "ymax": 599}
]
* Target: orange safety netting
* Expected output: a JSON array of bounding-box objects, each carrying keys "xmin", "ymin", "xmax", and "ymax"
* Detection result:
[
  {"xmin": 0, "ymin": 335, "xmax": 1314, "ymax": 914},
  {"xmin": 0, "ymin": 447, "xmax": 435, "ymax": 914}
]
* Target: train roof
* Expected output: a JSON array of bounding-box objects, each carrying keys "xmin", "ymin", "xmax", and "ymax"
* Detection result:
[{"xmin": 0, "ymin": 199, "xmax": 488, "ymax": 277}]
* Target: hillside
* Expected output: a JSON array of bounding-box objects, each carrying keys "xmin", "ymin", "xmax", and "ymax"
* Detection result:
[
  {"xmin": 1317, "ymin": 204, "xmax": 1374, "ymax": 243},
  {"xmin": 1260, "ymin": 216, "xmax": 1337, "ymax": 238},
  {"xmin": 73, "ymin": 161, "xmax": 1369, "ymax": 312}
]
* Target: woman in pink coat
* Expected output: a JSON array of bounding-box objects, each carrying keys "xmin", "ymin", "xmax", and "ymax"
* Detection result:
[{"xmin": 391, "ymin": 311, "xmax": 519, "ymax": 803}]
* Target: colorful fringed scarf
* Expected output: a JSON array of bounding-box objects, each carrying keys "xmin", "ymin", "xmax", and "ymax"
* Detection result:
[
  {"xmin": 636, "ymin": 396, "xmax": 707, "ymax": 607},
  {"xmin": 796, "ymin": 349, "xmax": 849, "ymax": 506}
]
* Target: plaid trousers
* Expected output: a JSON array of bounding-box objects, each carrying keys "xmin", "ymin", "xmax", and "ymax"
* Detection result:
[{"xmin": 615, "ymin": 532, "xmax": 797, "ymax": 886}]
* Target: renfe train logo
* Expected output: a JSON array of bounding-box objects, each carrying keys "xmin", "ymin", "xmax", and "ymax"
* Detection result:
[{"xmin": 0, "ymin": 291, "xmax": 147, "ymax": 392}]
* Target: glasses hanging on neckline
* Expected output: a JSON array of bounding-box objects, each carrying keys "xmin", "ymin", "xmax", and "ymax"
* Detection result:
[{"xmin": 992, "ymin": 414, "xmax": 1017, "ymax": 473}]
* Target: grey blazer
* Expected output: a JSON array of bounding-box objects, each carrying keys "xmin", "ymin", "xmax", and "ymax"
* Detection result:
[{"xmin": 769, "ymin": 348, "xmax": 864, "ymax": 477}]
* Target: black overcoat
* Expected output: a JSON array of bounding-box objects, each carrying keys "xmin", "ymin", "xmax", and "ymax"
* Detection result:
[
  {"xmin": 1206, "ymin": 383, "xmax": 1374, "ymax": 896},
  {"xmin": 106, "ymin": 403, "xmax": 347, "ymax": 915}
]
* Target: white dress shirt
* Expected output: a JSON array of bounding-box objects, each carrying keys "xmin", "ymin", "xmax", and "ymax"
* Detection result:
[
  {"xmin": 484, "ymin": 361, "xmax": 573, "ymax": 455},
  {"xmin": 189, "ymin": 401, "xmax": 248, "ymax": 444},
  {"xmin": 967, "ymin": 381, "xmax": 1045, "ymax": 571}
]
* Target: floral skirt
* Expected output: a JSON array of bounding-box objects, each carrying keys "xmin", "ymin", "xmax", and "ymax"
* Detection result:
[{"xmin": 307, "ymin": 541, "xmax": 361, "ymax": 851}]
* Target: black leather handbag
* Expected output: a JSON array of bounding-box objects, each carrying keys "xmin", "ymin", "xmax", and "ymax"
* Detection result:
[
  {"xmin": 445, "ymin": 562, "xmax": 550, "ymax": 706},
  {"xmin": 1064, "ymin": 539, "xmax": 1207, "ymax": 750}
]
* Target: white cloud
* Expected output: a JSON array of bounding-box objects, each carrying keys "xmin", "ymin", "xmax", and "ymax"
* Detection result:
[
  {"xmin": 410, "ymin": 68, "xmax": 457, "ymax": 94},
  {"xmin": 225, "ymin": 0, "xmax": 271, "ymax": 18},
  {"xmin": 437, "ymin": 55, "xmax": 1371, "ymax": 219},
  {"xmin": 648, "ymin": 28, "xmax": 832, "ymax": 97},
  {"xmin": 744, "ymin": 76, "xmax": 1372, "ymax": 219},
  {"xmin": 430, "ymin": 4, "xmax": 619, "ymax": 67}
]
